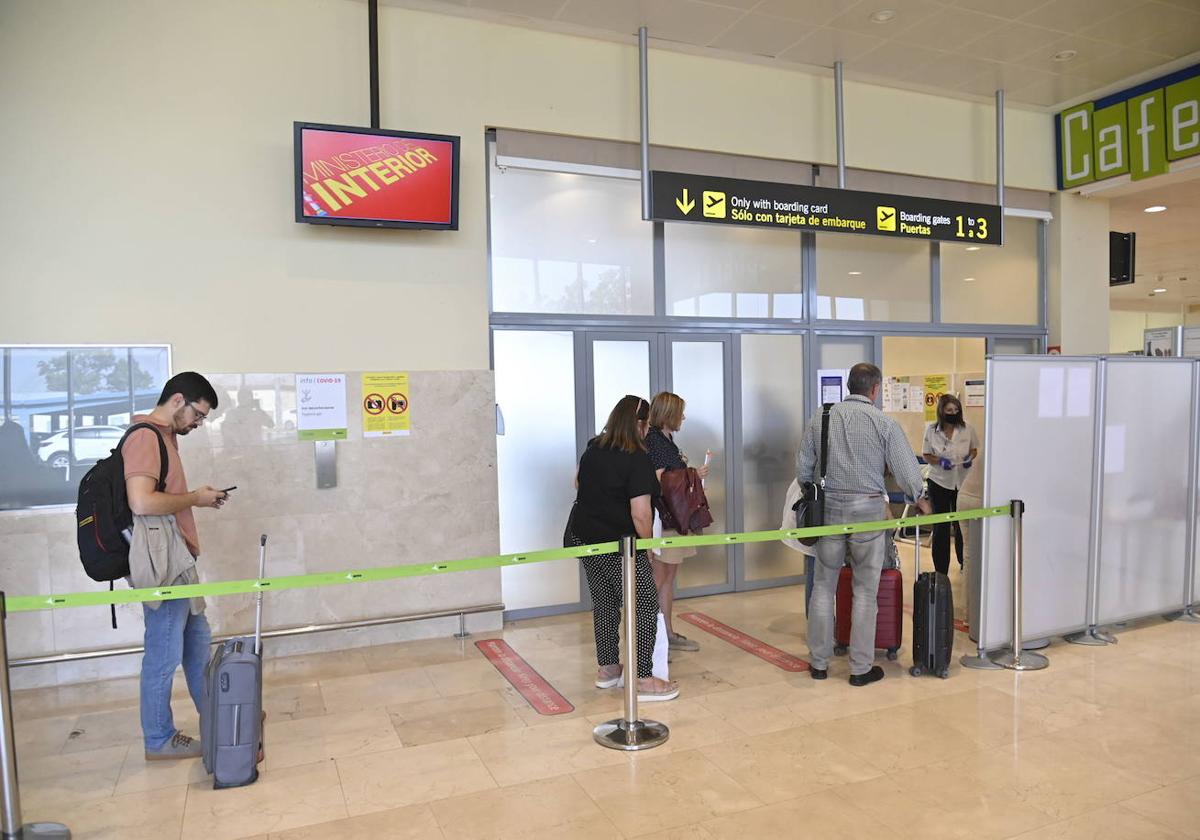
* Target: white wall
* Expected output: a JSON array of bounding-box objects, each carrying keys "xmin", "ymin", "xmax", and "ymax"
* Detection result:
[{"xmin": 0, "ymin": 0, "xmax": 1059, "ymax": 377}]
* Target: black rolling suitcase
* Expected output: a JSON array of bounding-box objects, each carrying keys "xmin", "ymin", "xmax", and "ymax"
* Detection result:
[
  {"xmin": 201, "ymin": 534, "xmax": 268, "ymax": 788},
  {"xmin": 909, "ymin": 524, "xmax": 954, "ymax": 679}
]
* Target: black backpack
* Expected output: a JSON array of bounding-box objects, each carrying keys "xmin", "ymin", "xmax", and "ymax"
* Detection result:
[{"xmin": 76, "ymin": 423, "xmax": 167, "ymax": 625}]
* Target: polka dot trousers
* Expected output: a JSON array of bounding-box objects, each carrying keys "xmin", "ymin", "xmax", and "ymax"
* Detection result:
[{"xmin": 566, "ymin": 529, "xmax": 659, "ymax": 679}]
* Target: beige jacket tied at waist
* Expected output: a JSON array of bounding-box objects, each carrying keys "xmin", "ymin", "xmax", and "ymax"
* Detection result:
[{"xmin": 127, "ymin": 514, "xmax": 206, "ymax": 615}]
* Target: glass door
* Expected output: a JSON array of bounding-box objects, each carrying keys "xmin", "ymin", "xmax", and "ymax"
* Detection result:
[{"xmin": 663, "ymin": 335, "xmax": 734, "ymax": 596}]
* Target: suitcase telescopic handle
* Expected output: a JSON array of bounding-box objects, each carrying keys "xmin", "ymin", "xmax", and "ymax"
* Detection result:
[{"xmin": 254, "ymin": 535, "xmax": 267, "ymax": 656}]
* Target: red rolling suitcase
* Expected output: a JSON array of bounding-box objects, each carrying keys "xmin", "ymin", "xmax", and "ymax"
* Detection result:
[{"xmin": 833, "ymin": 538, "xmax": 903, "ymax": 662}]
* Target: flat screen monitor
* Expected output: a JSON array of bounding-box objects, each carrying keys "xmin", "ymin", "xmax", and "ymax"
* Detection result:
[
  {"xmin": 1109, "ymin": 230, "xmax": 1135, "ymax": 286},
  {"xmin": 294, "ymin": 122, "xmax": 460, "ymax": 230}
]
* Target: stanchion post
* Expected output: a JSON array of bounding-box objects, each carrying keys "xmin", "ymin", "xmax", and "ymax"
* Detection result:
[
  {"xmin": 989, "ymin": 501, "xmax": 1048, "ymax": 671},
  {"xmin": 593, "ymin": 536, "xmax": 669, "ymax": 751},
  {"xmin": 0, "ymin": 593, "xmax": 71, "ymax": 839}
]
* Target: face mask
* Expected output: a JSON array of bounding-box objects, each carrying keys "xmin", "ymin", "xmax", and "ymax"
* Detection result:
[{"xmin": 941, "ymin": 412, "xmax": 963, "ymax": 425}]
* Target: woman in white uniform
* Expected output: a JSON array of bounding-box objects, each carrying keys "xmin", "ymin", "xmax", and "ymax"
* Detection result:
[{"xmin": 922, "ymin": 394, "xmax": 978, "ymax": 576}]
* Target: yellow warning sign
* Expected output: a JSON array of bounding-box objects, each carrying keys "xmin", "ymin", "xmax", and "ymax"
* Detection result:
[
  {"xmin": 923, "ymin": 374, "xmax": 948, "ymax": 422},
  {"xmin": 876, "ymin": 206, "xmax": 896, "ymax": 231},
  {"xmin": 702, "ymin": 191, "xmax": 726, "ymax": 218},
  {"xmin": 361, "ymin": 372, "xmax": 411, "ymax": 438}
]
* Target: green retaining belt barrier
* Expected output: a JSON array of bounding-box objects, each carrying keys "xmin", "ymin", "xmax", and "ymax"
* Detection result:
[{"xmin": 4, "ymin": 506, "xmax": 1010, "ymax": 613}]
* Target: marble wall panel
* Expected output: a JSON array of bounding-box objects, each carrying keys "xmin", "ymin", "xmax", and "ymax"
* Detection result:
[{"xmin": 0, "ymin": 370, "xmax": 501, "ymax": 689}]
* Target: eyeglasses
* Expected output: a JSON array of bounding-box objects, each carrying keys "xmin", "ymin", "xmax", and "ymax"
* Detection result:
[{"xmin": 188, "ymin": 402, "xmax": 210, "ymax": 422}]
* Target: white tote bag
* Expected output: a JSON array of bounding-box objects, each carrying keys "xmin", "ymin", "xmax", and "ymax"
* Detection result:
[
  {"xmin": 781, "ymin": 479, "xmax": 816, "ymax": 556},
  {"xmin": 652, "ymin": 612, "xmax": 669, "ymax": 679}
]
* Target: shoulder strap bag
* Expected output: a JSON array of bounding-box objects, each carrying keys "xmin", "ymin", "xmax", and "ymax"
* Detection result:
[{"xmin": 793, "ymin": 404, "xmax": 832, "ymax": 546}]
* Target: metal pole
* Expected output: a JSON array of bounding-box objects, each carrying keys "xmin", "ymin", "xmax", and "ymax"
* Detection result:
[
  {"xmin": 368, "ymin": 0, "xmax": 380, "ymax": 129},
  {"xmin": 0, "ymin": 595, "xmax": 71, "ymax": 839},
  {"xmin": 621, "ymin": 536, "xmax": 639, "ymax": 723},
  {"xmin": 1068, "ymin": 359, "xmax": 1116, "ymax": 643},
  {"xmin": 638, "ymin": 26, "xmax": 651, "ymax": 220},
  {"xmin": 454, "ymin": 612, "xmax": 470, "ymax": 639},
  {"xmin": 11, "ymin": 603, "xmax": 506, "ymax": 668},
  {"xmin": 1169, "ymin": 359, "xmax": 1200, "ymax": 622},
  {"xmin": 995, "ymin": 89, "xmax": 1005, "ymax": 244},
  {"xmin": 834, "ymin": 62, "xmax": 846, "ymax": 189},
  {"xmin": 593, "ymin": 536, "xmax": 668, "ymax": 751},
  {"xmin": 990, "ymin": 501, "xmax": 1048, "ymax": 670}
]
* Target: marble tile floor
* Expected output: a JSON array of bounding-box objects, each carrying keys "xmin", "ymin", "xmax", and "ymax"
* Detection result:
[{"xmin": 14, "ymin": 569, "xmax": 1200, "ymax": 839}]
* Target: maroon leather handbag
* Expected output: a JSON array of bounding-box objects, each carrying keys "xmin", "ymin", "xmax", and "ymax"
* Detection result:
[{"xmin": 655, "ymin": 467, "xmax": 713, "ymax": 535}]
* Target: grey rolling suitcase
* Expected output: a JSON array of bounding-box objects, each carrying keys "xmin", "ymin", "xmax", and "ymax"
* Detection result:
[
  {"xmin": 910, "ymin": 524, "xmax": 955, "ymax": 679},
  {"xmin": 201, "ymin": 534, "xmax": 267, "ymax": 788}
]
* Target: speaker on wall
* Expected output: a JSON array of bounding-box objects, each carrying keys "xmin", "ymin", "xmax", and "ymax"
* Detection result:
[{"xmin": 1109, "ymin": 231, "xmax": 1136, "ymax": 286}]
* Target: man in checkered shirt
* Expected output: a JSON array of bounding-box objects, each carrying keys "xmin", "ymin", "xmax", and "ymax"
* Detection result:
[{"xmin": 797, "ymin": 362, "xmax": 931, "ymax": 688}]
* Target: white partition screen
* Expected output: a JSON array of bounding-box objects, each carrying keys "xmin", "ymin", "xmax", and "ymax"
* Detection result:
[
  {"xmin": 1097, "ymin": 358, "xmax": 1194, "ymax": 622},
  {"xmin": 980, "ymin": 357, "xmax": 1097, "ymax": 648}
]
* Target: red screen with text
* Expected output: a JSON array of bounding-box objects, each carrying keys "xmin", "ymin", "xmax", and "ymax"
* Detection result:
[{"xmin": 298, "ymin": 128, "xmax": 455, "ymax": 225}]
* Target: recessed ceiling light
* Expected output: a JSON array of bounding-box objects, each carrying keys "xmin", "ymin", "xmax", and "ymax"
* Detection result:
[
  {"xmin": 965, "ymin": 246, "xmax": 981, "ymax": 251},
  {"xmin": 962, "ymin": 277, "xmax": 976, "ymax": 283},
  {"xmin": 1145, "ymin": 205, "xmax": 1168, "ymax": 213},
  {"xmin": 587, "ymin": 238, "xmax": 597, "ymax": 244},
  {"xmin": 869, "ymin": 9, "xmax": 897, "ymax": 23},
  {"xmin": 848, "ymin": 270, "xmax": 862, "ymax": 275},
  {"xmin": 1053, "ymin": 49, "xmax": 1078, "ymax": 62},
  {"xmin": 1154, "ymin": 287, "xmax": 1168, "ymax": 293}
]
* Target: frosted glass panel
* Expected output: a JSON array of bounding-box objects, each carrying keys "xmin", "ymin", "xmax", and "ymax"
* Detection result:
[
  {"xmin": 816, "ymin": 234, "xmax": 930, "ymax": 322},
  {"xmin": 671, "ymin": 341, "xmax": 729, "ymax": 589},
  {"xmin": 592, "ymin": 341, "xmax": 650, "ymax": 436},
  {"xmin": 490, "ymin": 149, "xmax": 653, "ymax": 315},
  {"xmin": 494, "ymin": 331, "xmax": 580, "ymax": 611},
  {"xmin": 1097, "ymin": 359, "xmax": 1192, "ymax": 620},
  {"xmin": 941, "ymin": 217, "xmax": 1039, "ymax": 325},
  {"xmin": 992, "ymin": 338, "xmax": 1039, "ymax": 355},
  {"xmin": 981, "ymin": 359, "xmax": 1096, "ymax": 647},
  {"xmin": 741, "ymin": 335, "xmax": 807, "ymax": 581},
  {"xmin": 819, "ymin": 335, "xmax": 872, "ymax": 371},
  {"xmin": 665, "ymin": 224, "xmax": 803, "ymax": 319}
]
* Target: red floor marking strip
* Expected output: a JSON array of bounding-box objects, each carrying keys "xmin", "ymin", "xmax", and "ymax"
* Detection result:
[
  {"xmin": 678, "ymin": 612, "xmax": 810, "ymax": 672},
  {"xmin": 475, "ymin": 639, "xmax": 574, "ymax": 715}
]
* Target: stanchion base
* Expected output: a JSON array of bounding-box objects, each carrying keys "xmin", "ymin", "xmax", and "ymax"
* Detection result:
[
  {"xmin": 453, "ymin": 632, "xmax": 472, "ymax": 639},
  {"xmin": 1065, "ymin": 628, "xmax": 1116, "ymax": 646},
  {"xmin": 1022, "ymin": 637, "xmax": 1051, "ymax": 650},
  {"xmin": 989, "ymin": 650, "xmax": 1049, "ymax": 671},
  {"xmin": 960, "ymin": 653, "xmax": 1004, "ymax": 670},
  {"xmin": 1166, "ymin": 607, "xmax": 1200, "ymax": 624},
  {"xmin": 593, "ymin": 718, "xmax": 669, "ymax": 751},
  {"xmin": 9, "ymin": 823, "xmax": 71, "ymax": 838}
]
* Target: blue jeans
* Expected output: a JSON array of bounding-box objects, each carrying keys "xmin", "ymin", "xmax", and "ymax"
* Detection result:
[
  {"xmin": 807, "ymin": 493, "xmax": 888, "ymax": 676},
  {"xmin": 140, "ymin": 598, "xmax": 211, "ymax": 750}
]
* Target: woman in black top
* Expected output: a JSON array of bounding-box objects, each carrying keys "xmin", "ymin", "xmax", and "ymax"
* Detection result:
[
  {"xmin": 646, "ymin": 392, "xmax": 710, "ymax": 652},
  {"xmin": 564, "ymin": 395, "xmax": 678, "ymax": 702}
]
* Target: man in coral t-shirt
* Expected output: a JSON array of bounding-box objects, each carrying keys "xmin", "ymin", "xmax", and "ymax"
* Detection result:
[{"xmin": 123, "ymin": 371, "xmax": 228, "ymax": 760}]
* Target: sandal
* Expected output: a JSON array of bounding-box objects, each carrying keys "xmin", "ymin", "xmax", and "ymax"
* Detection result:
[
  {"xmin": 595, "ymin": 664, "xmax": 624, "ymax": 689},
  {"xmin": 637, "ymin": 677, "xmax": 680, "ymax": 702}
]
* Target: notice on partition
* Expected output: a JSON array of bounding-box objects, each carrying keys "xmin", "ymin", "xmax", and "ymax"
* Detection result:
[
  {"xmin": 817, "ymin": 369, "xmax": 846, "ymax": 405},
  {"xmin": 883, "ymin": 376, "xmax": 912, "ymax": 412},
  {"xmin": 361, "ymin": 371, "xmax": 411, "ymax": 438},
  {"xmin": 964, "ymin": 379, "xmax": 986, "ymax": 407},
  {"xmin": 923, "ymin": 374, "xmax": 949, "ymax": 422},
  {"xmin": 295, "ymin": 373, "xmax": 348, "ymax": 441},
  {"xmin": 1184, "ymin": 326, "xmax": 1200, "ymax": 358},
  {"xmin": 907, "ymin": 382, "xmax": 924, "ymax": 414}
]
